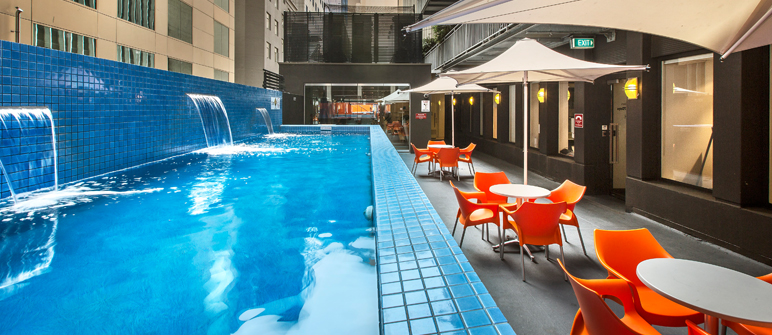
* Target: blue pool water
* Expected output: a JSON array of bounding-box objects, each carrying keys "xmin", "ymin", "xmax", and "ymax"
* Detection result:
[{"xmin": 0, "ymin": 134, "xmax": 377, "ymax": 334}]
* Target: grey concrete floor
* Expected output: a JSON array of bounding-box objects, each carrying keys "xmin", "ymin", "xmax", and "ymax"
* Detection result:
[{"xmin": 399, "ymin": 151, "xmax": 772, "ymax": 335}]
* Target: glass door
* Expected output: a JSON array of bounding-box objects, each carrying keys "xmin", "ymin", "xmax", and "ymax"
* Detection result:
[{"xmin": 610, "ymin": 82, "xmax": 628, "ymax": 196}]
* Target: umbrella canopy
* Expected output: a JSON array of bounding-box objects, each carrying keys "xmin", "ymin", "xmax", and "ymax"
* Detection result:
[
  {"xmin": 404, "ymin": 77, "xmax": 498, "ymax": 146},
  {"xmin": 443, "ymin": 38, "xmax": 649, "ymax": 85},
  {"xmin": 377, "ymin": 90, "xmax": 410, "ymax": 103},
  {"xmin": 405, "ymin": 0, "xmax": 772, "ymax": 58},
  {"xmin": 443, "ymin": 38, "xmax": 647, "ymax": 184}
]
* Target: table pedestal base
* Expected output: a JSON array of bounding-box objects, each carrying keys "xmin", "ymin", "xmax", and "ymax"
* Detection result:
[
  {"xmin": 492, "ymin": 238, "xmax": 542, "ymax": 263},
  {"xmin": 704, "ymin": 315, "xmax": 719, "ymax": 335}
]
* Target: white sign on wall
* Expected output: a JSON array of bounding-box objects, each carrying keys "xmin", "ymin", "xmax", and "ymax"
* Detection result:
[
  {"xmin": 271, "ymin": 97, "xmax": 281, "ymax": 110},
  {"xmin": 421, "ymin": 100, "xmax": 430, "ymax": 112}
]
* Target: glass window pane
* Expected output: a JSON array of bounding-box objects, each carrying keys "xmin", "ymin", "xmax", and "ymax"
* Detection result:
[
  {"xmin": 214, "ymin": 21, "xmax": 228, "ymax": 56},
  {"xmin": 661, "ymin": 54, "xmax": 714, "ymax": 189},
  {"xmin": 214, "ymin": 69, "xmax": 229, "ymax": 81},
  {"xmin": 117, "ymin": 0, "xmax": 155, "ymax": 29},
  {"xmin": 558, "ymin": 82, "xmax": 574, "ymax": 157},
  {"xmin": 168, "ymin": 58, "xmax": 192, "ymax": 75},
  {"xmin": 168, "ymin": 0, "xmax": 192, "ymax": 43},
  {"xmin": 529, "ymin": 83, "xmax": 539, "ymax": 149}
]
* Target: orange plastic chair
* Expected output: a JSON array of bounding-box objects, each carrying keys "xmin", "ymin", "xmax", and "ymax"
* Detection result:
[
  {"xmin": 473, "ymin": 172, "xmax": 515, "ymax": 205},
  {"xmin": 559, "ymin": 260, "xmax": 661, "ymax": 335},
  {"xmin": 686, "ymin": 321, "xmax": 711, "ymax": 335},
  {"xmin": 594, "ymin": 228, "xmax": 704, "ymax": 327},
  {"xmin": 450, "ymin": 181, "xmax": 500, "ymax": 248},
  {"xmin": 721, "ymin": 274, "xmax": 772, "ymax": 335},
  {"xmin": 458, "ymin": 143, "xmax": 476, "ymax": 175},
  {"xmin": 410, "ymin": 143, "xmax": 434, "ymax": 175},
  {"xmin": 428, "ymin": 140, "xmax": 446, "ymax": 146},
  {"xmin": 547, "ymin": 180, "xmax": 589, "ymax": 256},
  {"xmin": 436, "ymin": 147, "xmax": 460, "ymax": 181},
  {"xmin": 500, "ymin": 201, "xmax": 567, "ymax": 281}
]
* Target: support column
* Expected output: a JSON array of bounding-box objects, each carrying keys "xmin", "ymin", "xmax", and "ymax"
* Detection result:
[{"xmin": 626, "ymin": 32, "xmax": 660, "ymax": 180}]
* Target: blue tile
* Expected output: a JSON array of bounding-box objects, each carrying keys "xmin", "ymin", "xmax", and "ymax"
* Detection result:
[
  {"xmin": 468, "ymin": 325, "xmax": 498, "ymax": 335},
  {"xmin": 431, "ymin": 300, "xmax": 457, "ymax": 316},
  {"xmin": 401, "ymin": 269, "xmax": 421, "ymax": 281},
  {"xmin": 410, "ymin": 317, "xmax": 437, "ymax": 335},
  {"xmin": 486, "ymin": 308, "xmax": 507, "ymax": 324},
  {"xmin": 384, "ymin": 321, "xmax": 409, "ymax": 335},
  {"xmin": 449, "ymin": 284, "xmax": 475, "ymax": 298},
  {"xmin": 495, "ymin": 323, "xmax": 516, "ymax": 335},
  {"xmin": 384, "ymin": 306, "xmax": 407, "ymax": 323},
  {"xmin": 455, "ymin": 296, "xmax": 482, "ymax": 312},
  {"xmin": 407, "ymin": 303, "xmax": 432, "ymax": 319},
  {"xmin": 435, "ymin": 314, "xmax": 465, "ymax": 332},
  {"xmin": 427, "ymin": 287, "xmax": 452, "ymax": 301},
  {"xmin": 461, "ymin": 309, "xmax": 492, "ymax": 328},
  {"xmin": 382, "ymin": 294, "xmax": 404, "ymax": 308},
  {"xmin": 403, "ymin": 279, "xmax": 425, "ymax": 292}
]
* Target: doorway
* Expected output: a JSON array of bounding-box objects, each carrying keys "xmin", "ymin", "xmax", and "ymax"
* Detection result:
[{"xmin": 610, "ymin": 81, "xmax": 628, "ymax": 199}]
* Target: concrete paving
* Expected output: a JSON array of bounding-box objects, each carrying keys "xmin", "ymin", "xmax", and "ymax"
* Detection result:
[{"xmin": 399, "ymin": 150, "xmax": 772, "ymax": 335}]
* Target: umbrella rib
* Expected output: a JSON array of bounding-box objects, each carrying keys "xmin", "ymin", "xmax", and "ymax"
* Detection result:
[
  {"xmin": 461, "ymin": 71, "xmax": 514, "ymax": 85},
  {"xmin": 463, "ymin": 0, "xmax": 582, "ymax": 25},
  {"xmin": 532, "ymin": 69, "xmax": 593, "ymax": 83}
]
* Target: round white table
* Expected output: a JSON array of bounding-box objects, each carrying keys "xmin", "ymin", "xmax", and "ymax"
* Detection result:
[
  {"xmin": 637, "ymin": 258, "xmax": 772, "ymax": 334},
  {"xmin": 489, "ymin": 184, "xmax": 551, "ymax": 260},
  {"xmin": 427, "ymin": 144, "xmax": 454, "ymax": 149}
]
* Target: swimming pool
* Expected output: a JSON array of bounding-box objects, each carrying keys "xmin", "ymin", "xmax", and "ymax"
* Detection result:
[{"xmin": 0, "ymin": 134, "xmax": 377, "ymax": 334}]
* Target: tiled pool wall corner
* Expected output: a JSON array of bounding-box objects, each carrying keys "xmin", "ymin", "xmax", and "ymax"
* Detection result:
[
  {"xmin": 369, "ymin": 125, "xmax": 515, "ymax": 335},
  {"xmin": 0, "ymin": 40, "xmax": 281, "ymax": 198},
  {"xmin": 280, "ymin": 124, "xmax": 371, "ymax": 134}
]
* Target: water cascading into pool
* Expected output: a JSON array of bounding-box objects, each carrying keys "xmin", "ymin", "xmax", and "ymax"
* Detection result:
[
  {"xmin": 187, "ymin": 94, "xmax": 234, "ymax": 147},
  {"xmin": 0, "ymin": 107, "xmax": 58, "ymax": 204},
  {"xmin": 256, "ymin": 108, "xmax": 274, "ymax": 134}
]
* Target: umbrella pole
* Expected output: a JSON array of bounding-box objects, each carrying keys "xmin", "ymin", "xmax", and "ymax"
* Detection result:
[
  {"xmin": 523, "ymin": 72, "xmax": 528, "ymax": 185},
  {"xmin": 451, "ymin": 91, "xmax": 455, "ymax": 147}
]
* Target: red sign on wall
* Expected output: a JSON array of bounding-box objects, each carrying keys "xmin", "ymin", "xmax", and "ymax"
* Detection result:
[
  {"xmin": 415, "ymin": 113, "xmax": 427, "ymax": 120},
  {"xmin": 574, "ymin": 114, "xmax": 584, "ymax": 128}
]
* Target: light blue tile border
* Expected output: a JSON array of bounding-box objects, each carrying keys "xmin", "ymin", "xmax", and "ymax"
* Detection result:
[
  {"xmin": 367, "ymin": 125, "xmax": 515, "ymax": 335},
  {"xmin": 280, "ymin": 124, "xmax": 371, "ymax": 134}
]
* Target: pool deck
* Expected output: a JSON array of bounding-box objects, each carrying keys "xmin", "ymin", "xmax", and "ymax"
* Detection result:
[{"xmin": 399, "ymin": 147, "xmax": 772, "ymax": 335}]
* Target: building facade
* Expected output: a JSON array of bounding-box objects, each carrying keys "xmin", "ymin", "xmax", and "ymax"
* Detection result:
[
  {"xmin": 234, "ymin": 0, "xmax": 296, "ymax": 87},
  {"xmin": 1, "ymin": 0, "xmax": 236, "ymax": 81}
]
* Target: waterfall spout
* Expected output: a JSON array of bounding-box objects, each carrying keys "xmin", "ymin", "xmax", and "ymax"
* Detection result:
[
  {"xmin": 187, "ymin": 94, "xmax": 234, "ymax": 147},
  {"xmin": 256, "ymin": 108, "xmax": 274, "ymax": 134},
  {"xmin": 0, "ymin": 107, "xmax": 58, "ymax": 204}
]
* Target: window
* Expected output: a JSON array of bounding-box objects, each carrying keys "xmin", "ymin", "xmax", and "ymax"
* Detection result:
[
  {"xmin": 275, "ymin": 0, "xmax": 279, "ymax": 9},
  {"xmin": 168, "ymin": 58, "xmax": 192, "ymax": 75},
  {"xmin": 529, "ymin": 83, "xmax": 540, "ymax": 148},
  {"xmin": 509, "ymin": 85, "xmax": 517, "ymax": 143},
  {"xmin": 479, "ymin": 94, "xmax": 484, "ymax": 136},
  {"xmin": 168, "ymin": 0, "xmax": 192, "ymax": 43},
  {"xmin": 34, "ymin": 24, "xmax": 96, "ymax": 57},
  {"xmin": 117, "ymin": 45, "xmax": 154, "ymax": 67},
  {"xmin": 118, "ymin": 0, "xmax": 155, "ymax": 29},
  {"xmin": 558, "ymin": 82, "xmax": 575, "ymax": 157},
  {"xmin": 214, "ymin": 69, "xmax": 229, "ymax": 81},
  {"xmin": 274, "ymin": 47, "xmax": 279, "ymax": 62},
  {"xmin": 267, "ymin": 42, "xmax": 271, "ymax": 59},
  {"xmin": 72, "ymin": 0, "xmax": 96, "ymax": 9},
  {"xmin": 214, "ymin": 20, "xmax": 229, "ymax": 57},
  {"xmin": 492, "ymin": 93, "xmax": 498, "ymax": 140},
  {"xmin": 661, "ymin": 53, "xmax": 714, "ymax": 188},
  {"xmin": 214, "ymin": 0, "xmax": 228, "ymax": 12},
  {"xmin": 266, "ymin": 13, "xmax": 271, "ymax": 30},
  {"xmin": 274, "ymin": 19, "xmax": 279, "ymax": 36}
]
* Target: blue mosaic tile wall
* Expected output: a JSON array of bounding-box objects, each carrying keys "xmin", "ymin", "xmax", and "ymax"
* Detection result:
[
  {"xmin": 369, "ymin": 126, "xmax": 515, "ymax": 335},
  {"xmin": 0, "ymin": 40, "xmax": 281, "ymax": 198}
]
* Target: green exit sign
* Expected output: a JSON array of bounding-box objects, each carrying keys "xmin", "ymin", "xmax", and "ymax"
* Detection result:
[{"xmin": 571, "ymin": 38, "xmax": 595, "ymax": 49}]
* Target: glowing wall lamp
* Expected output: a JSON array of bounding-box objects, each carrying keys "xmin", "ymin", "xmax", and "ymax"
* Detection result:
[
  {"xmin": 438, "ymin": 99, "xmax": 441, "ymax": 106},
  {"xmin": 494, "ymin": 93, "xmax": 501, "ymax": 104},
  {"xmin": 566, "ymin": 89, "xmax": 571, "ymax": 101},
  {"xmin": 625, "ymin": 77, "xmax": 639, "ymax": 99},
  {"xmin": 452, "ymin": 98, "xmax": 456, "ymax": 106},
  {"xmin": 537, "ymin": 88, "xmax": 546, "ymax": 103},
  {"xmin": 469, "ymin": 96, "xmax": 474, "ymax": 105}
]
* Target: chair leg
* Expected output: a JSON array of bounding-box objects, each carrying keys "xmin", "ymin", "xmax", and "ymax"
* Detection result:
[
  {"xmin": 499, "ymin": 223, "xmax": 504, "ymax": 260},
  {"xmin": 470, "ymin": 161, "xmax": 475, "ymax": 175},
  {"xmin": 561, "ymin": 245, "xmax": 567, "ymax": 281},
  {"xmin": 576, "ymin": 226, "xmax": 588, "ymax": 257},
  {"xmin": 521, "ymin": 245, "xmax": 526, "ymax": 282},
  {"xmin": 545, "ymin": 245, "xmax": 550, "ymax": 260},
  {"xmin": 561, "ymin": 224, "xmax": 568, "ymax": 242},
  {"xmin": 486, "ymin": 223, "xmax": 490, "ymax": 242},
  {"xmin": 481, "ymin": 223, "xmax": 485, "ymax": 240},
  {"xmin": 459, "ymin": 226, "xmax": 467, "ymax": 247},
  {"xmin": 452, "ymin": 217, "xmax": 459, "ymax": 235},
  {"xmin": 440, "ymin": 167, "xmax": 443, "ymax": 181},
  {"xmin": 456, "ymin": 167, "xmax": 460, "ymax": 181}
]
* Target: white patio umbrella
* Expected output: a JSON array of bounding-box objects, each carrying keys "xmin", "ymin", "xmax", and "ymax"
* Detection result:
[
  {"xmin": 443, "ymin": 38, "xmax": 648, "ymax": 184},
  {"xmin": 377, "ymin": 89, "xmax": 410, "ymax": 103},
  {"xmin": 404, "ymin": 0, "xmax": 772, "ymax": 59},
  {"xmin": 404, "ymin": 77, "xmax": 498, "ymax": 146}
]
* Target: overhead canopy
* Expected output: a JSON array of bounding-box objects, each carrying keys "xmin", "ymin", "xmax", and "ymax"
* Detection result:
[
  {"xmin": 404, "ymin": 77, "xmax": 499, "ymax": 94},
  {"xmin": 405, "ymin": 0, "xmax": 772, "ymax": 58},
  {"xmin": 377, "ymin": 89, "xmax": 410, "ymax": 103},
  {"xmin": 442, "ymin": 38, "xmax": 649, "ymax": 85}
]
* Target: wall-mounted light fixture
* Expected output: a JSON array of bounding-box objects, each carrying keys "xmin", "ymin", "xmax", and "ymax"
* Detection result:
[
  {"xmin": 567, "ymin": 89, "xmax": 571, "ymax": 101},
  {"xmin": 625, "ymin": 77, "xmax": 639, "ymax": 99},
  {"xmin": 537, "ymin": 88, "xmax": 546, "ymax": 103},
  {"xmin": 438, "ymin": 99, "xmax": 441, "ymax": 106},
  {"xmin": 452, "ymin": 98, "xmax": 456, "ymax": 106},
  {"xmin": 469, "ymin": 96, "xmax": 474, "ymax": 105},
  {"xmin": 494, "ymin": 93, "xmax": 501, "ymax": 104}
]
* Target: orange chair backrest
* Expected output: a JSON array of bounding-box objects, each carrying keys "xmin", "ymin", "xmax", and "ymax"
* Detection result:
[
  {"xmin": 686, "ymin": 321, "xmax": 710, "ymax": 335},
  {"xmin": 450, "ymin": 181, "xmax": 475, "ymax": 219},
  {"xmin": 561, "ymin": 261, "xmax": 646, "ymax": 335},
  {"xmin": 460, "ymin": 143, "xmax": 476, "ymax": 154},
  {"xmin": 428, "ymin": 140, "xmax": 446, "ymax": 146},
  {"xmin": 436, "ymin": 148, "xmax": 460, "ymax": 168},
  {"xmin": 508, "ymin": 201, "xmax": 566, "ymax": 246},
  {"xmin": 547, "ymin": 179, "xmax": 586, "ymax": 212},
  {"xmin": 474, "ymin": 172, "xmax": 510, "ymax": 204},
  {"xmin": 594, "ymin": 228, "xmax": 673, "ymax": 286}
]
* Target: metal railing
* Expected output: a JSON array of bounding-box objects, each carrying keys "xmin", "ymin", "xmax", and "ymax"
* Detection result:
[{"xmin": 424, "ymin": 23, "xmax": 517, "ymax": 72}]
